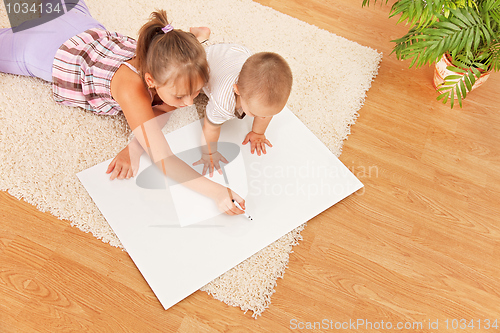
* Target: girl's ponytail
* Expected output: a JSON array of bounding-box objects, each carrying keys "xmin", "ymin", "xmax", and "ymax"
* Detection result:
[{"xmin": 136, "ymin": 10, "xmax": 170, "ymax": 79}]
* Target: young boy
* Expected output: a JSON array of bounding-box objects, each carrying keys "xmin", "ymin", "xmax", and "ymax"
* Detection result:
[{"xmin": 194, "ymin": 43, "xmax": 293, "ymax": 177}]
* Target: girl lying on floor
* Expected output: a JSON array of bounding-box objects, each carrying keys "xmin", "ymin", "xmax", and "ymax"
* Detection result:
[{"xmin": 0, "ymin": 0, "xmax": 245, "ymax": 215}]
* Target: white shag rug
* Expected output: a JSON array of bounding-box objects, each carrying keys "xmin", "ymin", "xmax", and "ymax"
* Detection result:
[{"xmin": 0, "ymin": 0, "xmax": 382, "ymax": 317}]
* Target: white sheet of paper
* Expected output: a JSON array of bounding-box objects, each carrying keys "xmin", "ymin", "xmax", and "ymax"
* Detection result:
[{"xmin": 77, "ymin": 107, "xmax": 363, "ymax": 310}]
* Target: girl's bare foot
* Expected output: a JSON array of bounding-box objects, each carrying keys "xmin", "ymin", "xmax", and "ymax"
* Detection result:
[{"xmin": 190, "ymin": 27, "xmax": 211, "ymax": 43}]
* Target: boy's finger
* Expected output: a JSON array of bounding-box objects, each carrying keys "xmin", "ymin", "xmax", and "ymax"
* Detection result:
[{"xmin": 215, "ymin": 163, "xmax": 223, "ymax": 175}]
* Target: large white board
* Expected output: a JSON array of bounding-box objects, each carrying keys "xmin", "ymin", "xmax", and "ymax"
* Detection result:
[{"xmin": 77, "ymin": 107, "xmax": 363, "ymax": 310}]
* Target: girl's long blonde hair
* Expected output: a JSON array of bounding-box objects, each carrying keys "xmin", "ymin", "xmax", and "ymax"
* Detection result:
[{"xmin": 136, "ymin": 10, "xmax": 209, "ymax": 92}]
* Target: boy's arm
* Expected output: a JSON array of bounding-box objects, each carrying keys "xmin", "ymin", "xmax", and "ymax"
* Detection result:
[
  {"xmin": 193, "ymin": 116, "xmax": 228, "ymax": 177},
  {"xmin": 252, "ymin": 116, "xmax": 272, "ymax": 134},
  {"xmin": 243, "ymin": 116, "xmax": 274, "ymax": 155},
  {"xmin": 201, "ymin": 116, "xmax": 222, "ymax": 154}
]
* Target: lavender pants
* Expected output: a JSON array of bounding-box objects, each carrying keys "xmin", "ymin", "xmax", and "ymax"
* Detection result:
[{"xmin": 0, "ymin": 0, "xmax": 104, "ymax": 82}]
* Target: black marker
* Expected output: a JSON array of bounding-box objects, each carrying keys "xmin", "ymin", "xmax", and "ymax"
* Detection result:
[{"xmin": 232, "ymin": 200, "xmax": 253, "ymax": 221}]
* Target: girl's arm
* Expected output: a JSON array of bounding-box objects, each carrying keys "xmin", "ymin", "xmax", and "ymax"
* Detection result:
[
  {"xmin": 106, "ymin": 105, "xmax": 174, "ymax": 180},
  {"xmin": 110, "ymin": 69, "xmax": 244, "ymax": 214}
]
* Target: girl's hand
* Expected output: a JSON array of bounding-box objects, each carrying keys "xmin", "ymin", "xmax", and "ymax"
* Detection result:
[
  {"xmin": 106, "ymin": 145, "xmax": 141, "ymax": 180},
  {"xmin": 192, "ymin": 151, "xmax": 228, "ymax": 177},
  {"xmin": 242, "ymin": 131, "xmax": 272, "ymax": 156},
  {"xmin": 214, "ymin": 188, "xmax": 245, "ymax": 215}
]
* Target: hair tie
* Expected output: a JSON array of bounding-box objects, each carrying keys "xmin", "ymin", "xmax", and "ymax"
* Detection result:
[{"xmin": 161, "ymin": 24, "xmax": 174, "ymax": 34}]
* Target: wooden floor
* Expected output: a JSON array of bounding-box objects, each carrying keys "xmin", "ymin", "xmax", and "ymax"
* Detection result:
[{"xmin": 1, "ymin": 1, "xmax": 499, "ymax": 332}]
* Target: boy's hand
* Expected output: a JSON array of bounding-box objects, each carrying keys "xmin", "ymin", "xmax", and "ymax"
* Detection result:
[
  {"xmin": 242, "ymin": 131, "xmax": 273, "ymax": 156},
  {"xmin": 193, "ymin": 151, "xmax": 229, "ymax": 177}
]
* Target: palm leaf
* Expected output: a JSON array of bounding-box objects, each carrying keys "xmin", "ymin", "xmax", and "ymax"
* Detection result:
[
  {"xmin": 463, "ymin": 73, "xmax": 473, "ymax": 90},
  {"xmin": 392, "ymin": 7, "xmax": 495, "ymax": 68},
  {"xmin": 460, "ymin": 79, "xmax": 467, "ymax": 99},
  {"xmin": 435, "ymin": 64, "xmax": 483, "ymax": 108},
  {"xmin": 488, "ymin": 41, "xmax": 500, "ymax": 70},
  {"xmin": 456, "ymin": 83, "xmax": 463, "ymax": 108}
]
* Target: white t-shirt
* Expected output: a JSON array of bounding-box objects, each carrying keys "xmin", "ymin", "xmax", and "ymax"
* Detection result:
[{"xmin": 203, "ymin": 44, "xmax": 253, "ymax": 125}]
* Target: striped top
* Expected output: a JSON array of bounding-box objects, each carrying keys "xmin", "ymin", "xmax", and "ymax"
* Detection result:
[
  {"xmin": 52, "ymin": 28, "xmax": 137, "ymax": 115},
  {"xmin": 203, "ymin": 44, "xmax": 253, "ymax": 125}
]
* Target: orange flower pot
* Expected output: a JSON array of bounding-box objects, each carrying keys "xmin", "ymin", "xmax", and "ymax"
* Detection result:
[{"xmin": 433, "ymin": 54, "xmax": 491, "ymax": 98}]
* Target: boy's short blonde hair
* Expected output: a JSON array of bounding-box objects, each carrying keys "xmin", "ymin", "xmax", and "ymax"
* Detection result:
[{"xmin": 237, "ymin": 52, "xmax": 292, "ymax": 107}]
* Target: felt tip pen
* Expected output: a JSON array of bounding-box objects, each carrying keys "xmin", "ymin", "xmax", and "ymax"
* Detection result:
[{"xmin": 232, "ymin": 200, "xmax": 253, "ymax": 221}]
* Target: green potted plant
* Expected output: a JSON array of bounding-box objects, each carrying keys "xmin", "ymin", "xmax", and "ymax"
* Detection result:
[{"xmin": 363, "ymin": 0, "xmax": 500, "ymax": 108}]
